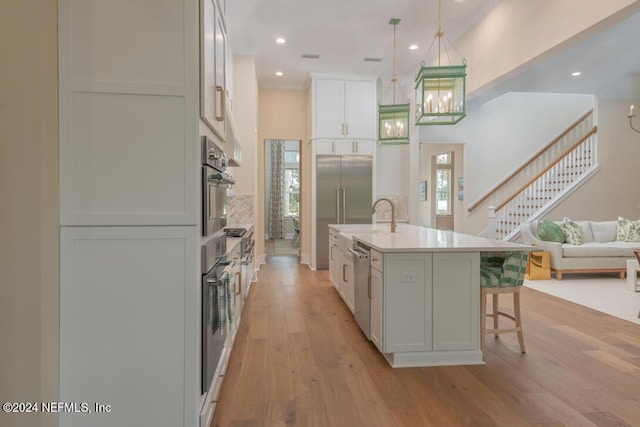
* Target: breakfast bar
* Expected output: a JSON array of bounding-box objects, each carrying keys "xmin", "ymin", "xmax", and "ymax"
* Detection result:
[{"xmin": 329, "ymin": 223, "xmax": 532, "ymax": 367}]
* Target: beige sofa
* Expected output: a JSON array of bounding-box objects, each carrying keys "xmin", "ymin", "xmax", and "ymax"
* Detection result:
[{"xmin": 520, "ymin": 220, "xmax": 640, "ymax": 280}]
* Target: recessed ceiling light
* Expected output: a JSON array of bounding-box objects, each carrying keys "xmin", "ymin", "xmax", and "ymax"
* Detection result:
[
  {"xmin": 276, "ymin": 37, "xmax": 286, "ymax": 44},
  {"xmin": 409, "ymin": 44, "xmax": 419, "ymax": 50},
  {"xmin": 275, "ymin": 71, "xmax": 284, "ymax": 76},
  {"xmin": 572, "ymin": 71, "xmax": 582, "ymax": 77}
]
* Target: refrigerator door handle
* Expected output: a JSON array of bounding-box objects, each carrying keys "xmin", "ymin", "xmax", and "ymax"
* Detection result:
[
  {"xmin": 342, "ymin": 187, "xmax": 346, "ymax": 224},
  {"xmin": 336, "ymin": 187, "xmax": 341, "ymax": 223}
]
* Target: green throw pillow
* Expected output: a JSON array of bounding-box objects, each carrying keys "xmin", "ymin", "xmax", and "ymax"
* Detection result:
[
  {"xmin": 537, "ymin": 219, "xmax": 565, "ymax": 243},
  {"xmin": 562, "ymin": 217, "xmax": 584, "ymax": 245},
  {"xmin": 616, "ymin": 216, "xmax": 640, "ymax": 242}
]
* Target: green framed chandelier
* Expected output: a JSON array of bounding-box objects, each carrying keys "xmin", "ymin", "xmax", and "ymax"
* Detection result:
[
  {"xmin": 378, "ymin": 18, "xmax": 410, "ymax": 145},
  {"xmin": 414, "ymin": 0, "xmax": 467, "ymax": 125}
]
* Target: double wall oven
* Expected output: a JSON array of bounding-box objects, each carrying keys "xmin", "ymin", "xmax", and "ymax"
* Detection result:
[{"xmin": 200, "ymin": 135, "xmax": 233, "ymax": 394}]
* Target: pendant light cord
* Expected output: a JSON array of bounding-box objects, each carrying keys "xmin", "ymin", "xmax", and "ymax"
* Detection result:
[{"xmin": 392, "ymin": 21, "xmax": 397, "ymax": 103}]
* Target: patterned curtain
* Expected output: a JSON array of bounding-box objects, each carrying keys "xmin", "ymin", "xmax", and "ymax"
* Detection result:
[{"xmin": 268, "ymin": 140, "xmax": 285, "ymax": 239}]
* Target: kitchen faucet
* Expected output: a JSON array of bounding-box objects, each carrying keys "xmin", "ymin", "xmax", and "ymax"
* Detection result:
[{"xmin": 372, "ymin": 198, "xmax": 396, "ymax": 233}]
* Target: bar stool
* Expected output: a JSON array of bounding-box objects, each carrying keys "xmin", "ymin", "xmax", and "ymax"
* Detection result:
[{"xmin": 480, "ymin": 251, "xmax": 528, "ymax": 358}]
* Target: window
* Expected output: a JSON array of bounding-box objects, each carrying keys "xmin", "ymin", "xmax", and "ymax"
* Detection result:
[
  {"xmin": 284, "ymin": 150, "xmax": 300, "ymax": 216},
  {"xmin": 435, "ymin": 152, "xmax": 453, "ymax": 215}
]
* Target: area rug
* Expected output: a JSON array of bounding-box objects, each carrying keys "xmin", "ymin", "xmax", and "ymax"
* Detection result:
[
  {"xmin": 524, "ymin": 274, "xmax": 640, "ymax": 325},
  {"xmin": 273, "ymin": 239, "xmax": 299, "ymax": 256}
]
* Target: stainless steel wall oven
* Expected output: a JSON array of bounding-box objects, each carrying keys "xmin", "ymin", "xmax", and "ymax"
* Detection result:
[
  {"xmin": 201, "ymin": 232, "xmax": 229, "ymax": 394},
  {"xmin": 202, "ymin": 136, "xmax": 234, "ymax": 236}
]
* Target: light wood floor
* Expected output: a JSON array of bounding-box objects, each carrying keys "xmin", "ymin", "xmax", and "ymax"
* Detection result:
[{"xmin": 211, "ymin": 256, "xmax": 640, "ymax": 427}]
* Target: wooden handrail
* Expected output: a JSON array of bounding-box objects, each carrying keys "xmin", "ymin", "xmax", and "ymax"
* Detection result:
[
  {"xmin": 467, "ymin": 109, "xmax": 594, "ymax": 212},
  {"xmin": 494, "ymin": 125, "xmax": 598, "ymax": 212}
]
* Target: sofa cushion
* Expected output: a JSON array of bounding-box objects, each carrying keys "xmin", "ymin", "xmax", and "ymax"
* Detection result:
[
  {"xmin": 575, "ymin": 220, "xmax": 594, "ymax": 243},
  {"xmin": 562, "ymin": 218, "xmax": 584, "ymax": 245},
  {"xmin": 616, "ymin": 216, "xmax": 640, "ymax": 242},
  {"xmin": 537, "ymin": 219, "xmax": 564, "ymax": 243},
  {"xmin": 562, "ymin": 241, "xmax": 640, "ymax": 258},
  {"xmin": 590, "ymin": 221, "xmax": 617, "ymax": 243}
]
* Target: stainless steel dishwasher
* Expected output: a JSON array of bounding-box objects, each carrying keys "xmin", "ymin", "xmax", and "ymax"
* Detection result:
[{"xmin": 350, "ymin": 243, "xmax": 371, "ymax": 339}]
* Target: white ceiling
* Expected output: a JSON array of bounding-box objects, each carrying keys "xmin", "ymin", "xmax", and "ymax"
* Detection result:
[{"xmin": 226, "ymin": 0, "xmax": 640, "ymax": 102}]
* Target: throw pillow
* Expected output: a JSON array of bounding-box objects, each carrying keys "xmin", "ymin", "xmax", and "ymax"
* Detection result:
[
  {"xmin": 616, "ymin": 216, "xmax": 640, "ymax": 242},
  {"xmin": 537, "ymin": 219, "xmax": 565, "ymax": 243},
  {"xmin": 562, "ymin": 217, "xmax": 584, "ymax": 245}
]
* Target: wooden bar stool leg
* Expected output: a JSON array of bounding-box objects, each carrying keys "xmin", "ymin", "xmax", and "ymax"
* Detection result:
[
  {"xmin": 480, "ymin": 288, "xmax": 487, "ymax": 359},
  {"xmin": 514, "ymin": 290, "xmax": 526, "ymax": 353}
]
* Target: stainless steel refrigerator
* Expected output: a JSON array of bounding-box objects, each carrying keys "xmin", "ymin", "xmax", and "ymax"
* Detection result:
[{"xmin": 316, "ymin": 155, "xmax": 372, "ymax": 269}]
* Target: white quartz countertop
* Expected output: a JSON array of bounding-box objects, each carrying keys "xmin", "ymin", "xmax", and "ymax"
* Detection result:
[{"xmin": 329, "ymin": 223, "xmax": 533, "ymax": 253}]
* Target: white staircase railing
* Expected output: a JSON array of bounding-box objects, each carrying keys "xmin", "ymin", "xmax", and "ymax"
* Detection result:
[{"xmin": 485, "ymin": 112, "xmax": 598, "ymax": 240}]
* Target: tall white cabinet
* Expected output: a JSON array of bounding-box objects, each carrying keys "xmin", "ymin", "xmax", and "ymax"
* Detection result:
[
  {"xmin": 310, "ymin": 76, "xmax": 377, "ymax": 269},
  {"xmin": 313, "ymin": 78, "xmax": 375, "ymax": 140},
  {"xmin": 58, "ymin": 1, "xmax": 203, "ymax": 426}
]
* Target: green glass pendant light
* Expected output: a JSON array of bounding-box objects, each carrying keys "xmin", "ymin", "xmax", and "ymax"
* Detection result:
[
  {"xmin": 414, "ymin": 0, "xmax": 467, "ymax": 125},
  {"xmin": 378, "ymin": 18, "xmax": 410, "ymax": 145}
]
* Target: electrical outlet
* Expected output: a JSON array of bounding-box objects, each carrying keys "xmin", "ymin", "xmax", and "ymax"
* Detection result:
[{"xmin": 401, "ymin": 272, "xmax": 417, "ymax": 282}]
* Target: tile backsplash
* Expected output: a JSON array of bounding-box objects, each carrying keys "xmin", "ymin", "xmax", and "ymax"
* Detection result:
[{"xmin": 227, "ymin": 194, "xmax": 254, "ymax": 224}]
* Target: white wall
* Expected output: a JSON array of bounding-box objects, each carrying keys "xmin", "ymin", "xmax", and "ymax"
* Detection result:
[
  {"xmin": 413, "ymin": 93, "xmax": 640, "ymax": 234},
  {"xmin": 455, "ymin": 0, "xmax": 640, "ymax": 97},
  {"xmin": 0, "ymin": 2, "xmax": 59, "ymax": 427},
  {"xmin": 544, "ymin": 97, "xmax": 640, "ymax": 221},
  {"xmin": 229, "ymin": 55, "xmax": 258, "ymax": 197},
  {"xmin": 417, "ymin": 92, "xmax": 594, "ymax": 232}
]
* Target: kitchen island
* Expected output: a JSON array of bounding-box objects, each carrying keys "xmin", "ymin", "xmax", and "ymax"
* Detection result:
[{"xmin": 328, "ymin": 223, "xmax": 532, "ymax": 367}]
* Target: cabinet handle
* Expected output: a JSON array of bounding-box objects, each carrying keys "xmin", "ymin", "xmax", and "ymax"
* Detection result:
[
  {"xmin": 236, "ymin": 272, "xmax": 241, "ymax": 296},
  {"xmin": 355, "ymin": 140, "xmax": 358, "ymax": 152},
  {"xmin": 332, "ymin": 140, "xmax": 335, "ymax": 153},
  {"xmin": 215, "ymin": 85, "xmax": 225, "ymax": 122},
  {"xmin": 368, "ymin": 274, "xmax": 372, "ymax": 299},
  {"xmin": 352, "ymin": 140, "xmax": 356, "ymax": 153},
  {"xmin": 341, "ymin": 123, "xmax": 345, "ymax": 136},
  {"xmin": 371, "ymin": 256, "xmax": 378, "ymax": 263},
  {"xmin": 345, "ymin": 123, "xmax": 349, "ymax": 135},
  {"xmin": 342, "ymin": 264, "xmax": 347, "ymax": 282}
]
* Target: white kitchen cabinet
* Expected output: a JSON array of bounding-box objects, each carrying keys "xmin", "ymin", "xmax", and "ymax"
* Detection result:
[
  {"xmin": 313, "ymin": 78, "xmax": 375, "ymax": 140},
  {"xmin": 339, "ymin": 250, "xmax": 355, "ymax": 314},
  {"xmin": 201, "ymin": 0, "xmax": 228, "ymax": 141},
  {"xmin": 58, "ymin": 0, "xmax": 232, "ymax": 425},
  {"xmin": 370, "ymin": 248, "xmax": 383, "ymax": 272},
  {"xmin": 60, "ymin": 226, "xmax": 198, "ymax": 427},
  {"xmin": 383, "ymin": 253, "xmax": 432, "ymax": 353},
  {"xmin": 432, "ymin": 252, "xmax": 480, "ymax": 351},
  {"xmin": 370, "ymin": 265, "xmax": 383, "ymax": 352},
  {"xmin": 58, "ymin": 0, "xmax": 199, "ymax": 226},
  {"xmin": 329, "ymin": 230, "xmax": 340, "ymax": 290},
  {"xmin": 315, "ymin": 139, "xmax": 374, "ymax": 155}
]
